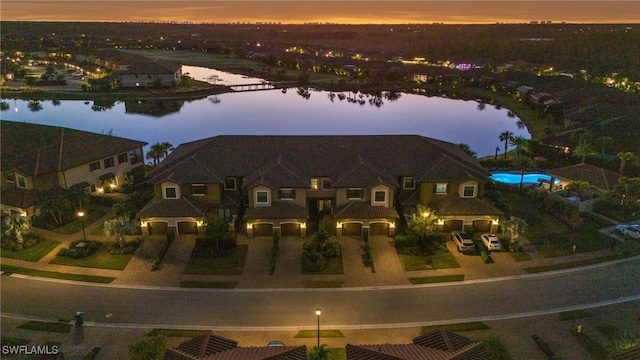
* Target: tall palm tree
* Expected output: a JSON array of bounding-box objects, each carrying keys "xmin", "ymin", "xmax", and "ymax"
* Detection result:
[
  {"xmin": 146, "ymin": 148, "xmax": 162, "ymax": 166},
  {"xmin": 159, "ymin": 142, "xmax": 174, "ymax": 159},
  {"xmin": 566, "ymin": 180, "xmax": 594, "ymax": 199},
  {"xmin": 573, "ymin": 143, "xmax": 596, "ymax": 164},
  {"xmin": 513, "ymin": 155, "xmax": 536, "ymax": 190},
  {"xmin": 617, "ymin": 151, "xmax": 638, "ymax": 175},
  {"xmin": 457, "ymin": 143, "xmax": 477, "ymax": 158},
  {"xmin": 595, "ymin": 136, "xmax": 613, "ymax": 156},
  {"xmin": 499, "ymin": 131, "xmax": 514, "ymax": 159},
  {"xmin": 509, "ymin": 135, "xmax": 530, "ymax": 161}
]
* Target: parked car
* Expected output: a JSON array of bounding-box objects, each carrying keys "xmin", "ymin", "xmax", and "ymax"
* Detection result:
[
  {"xmin": 616, "ymin": 224, "xmax": 640, "ymax": 239},
  {"xmin": 481, "ymin": 234, "xmax": 502, "ymax": 251},
  {"xmin": 451, "ymin": 231, "xmax": 475, "ymax": 253}
]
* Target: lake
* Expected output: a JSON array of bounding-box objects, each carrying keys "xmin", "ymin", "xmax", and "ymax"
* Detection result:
[{"xmin": 1, "ymin": 65, "xmax": 529, "ymax": 157}]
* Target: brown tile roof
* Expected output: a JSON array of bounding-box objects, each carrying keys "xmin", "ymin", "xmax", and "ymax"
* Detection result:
[
  {"xmin": 333, "ymin": 155, "xmax": 398, "ymax": 188},
  {"xmin": 244, "ymin": 202, "xmax": 308, "ymax": 220},
  {"xmin": 95, "ymin": 49, "xmax": 150, "ymax": 65},
  {"xmin": 148, "ymin": 155, "xmax": 224, "ymax": 185},
  {"xmin": 148, "ymin": 136, "xmax": 488, "ymax": 189},
  {"xmin": 137, "ymin": 197, "xmax": 210, "ymax": 218},
  {"xmin": 334, "ymin": 202, "xmax": 400, "ymax": 220},
  {"xmin": 547, "ymin": 164, "xmax": 622, "ymax": 191},
  {"xmin": 207, "ymin": 346, "xmax": 307, "ymax": 360},
  {"xmin": 431, "ymin": 197, "xmax": 502, "ymax": 216},
  {"xmin": 163, "ymin": 332, "xmax": 237, "ymax": 360},
  {"xmin": 0, "ymin": 188, "xmax": 39, "ymax": 208},
  {"xmin": 1, "ymin": 121, "xmax": 147, "ymax": 176},
  {"xmin": 243, "ymin": 155, "xmax": 310, "ymax": 189},
  {"xmin": 420, "ymin": 155, "xmax": 487, "ymax": 183},
  {"xmin": 119, "ymin": 59, "xmax": 181, "ymax": 75},
  {"xmin": 346, "ymin": 344, "xmax": 407, "ymax": 360}
]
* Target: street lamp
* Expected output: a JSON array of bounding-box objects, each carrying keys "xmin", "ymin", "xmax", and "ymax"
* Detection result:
[
  {"xmin": 315, "ymin": 308, "xmax": 321, "ymax": 348},
  {"xmin": 422, "ymin": 212, "xmax": 429, "ymax": 244},
  {"xmin": 77, "ymin": 211, "xmax": 86, "ymax": 242}
]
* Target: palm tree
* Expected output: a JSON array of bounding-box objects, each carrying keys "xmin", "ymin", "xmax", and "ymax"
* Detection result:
[
  {"xmin": 457, "ymin": 143, "xmax": 477, "ymax": 158},
  {"xmin": 617, "ymin": 152, "xmax": 638, "ymax": 175},
  {"xmin": 3, "ymin": 214, "xmax": 30, "ymax": 245},
  {"xmin": 566, "ymin": 180, "xmax": 594, "ymax": 200},
  {"xmin": 159, "ymin": 142, "xmax": 174, "ymax": 159},
  {"xmin": 595, "ymin": 136, "xmax": 613, "ymax": 156},
  {"xmin": 509, "ymin": 135, "xmax": 530, "ymax": 161},
  {"xmin": 513, "ymin": 155, "xmax": 536, "ymax": 189},
  {"xmin": 104, "ymin": 217, "xmax": 128, "ymax": 248},
  {"xmin": 499, "ymin": 131, "xmax": 514, "ymax": 159},
  {"xmin": 573, "ymin": 143, "xmax": 596, "ymax": 164}
]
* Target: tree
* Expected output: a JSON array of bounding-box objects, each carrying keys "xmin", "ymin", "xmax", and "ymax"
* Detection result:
[
  {"xmin": 457, "ymin": 143, "xmax": 477, "ymax": 158},
  {"xmin": 595, "ymin": 136, "xmax": 613, "ymax": 156},
  {"xmin": 572, "ymin": 142, "xmax": 596, "ymax": 164},
  {"xmin": 609, "ymin": 177, "xmax": 640, "ymax": 217},
  {"xmin": 499, "ymin": 131, "xmax": 513, "ymax": 159},
  {"xmin": 159, "ymin": 142, "xmax": 174, "ymax": 158},
  {"xmin": 27, "ymin": 100, "xmax": 43, "ymax": 112},
  {"xmin": 617, "ymin": 151, "xmax": 638, "ymax": 175},
  {"xmin": 104, "ymin": 217, "xmax": 129, "ymax": 248},
  {"xmin": 128, "ymin": 333, "xmax": 167, "ymax": 360},
  {"xmin": 512, "ymin": 155, "xmax": 536, "ymax": 189},
  {"xmin": 203, "ymin": 213, "xmax": 230, "ymax": 250},
  {"xmin": 3, "ymin": 214, "xmax": 30, "ymax": 245},
  {"xmin": 500, "ymin": 216, "xmax": 528, "ymax": 245},
  {"xmin": 308, "ymin": 344, "xmax": 330, "ymax": 360},
  {"xmin": 566, "ymin": 180, "xmax": 594, "ymax": 199},
  {"xmin": 146, "ymin": 146, "xmax": 163, "ymax": 166},
  {"xmin": 65, "ymin": 187, "xmax": 89, "ymax": 213},
  {"xmin": 509, "ymin": 135, "xmax": 530, "ymax": 161},
  {"xmin": 38, "ymin": 191, "xmax": 71, "ymax": 225},
  {"xmin": 25, "ymin": 76, "xmax": 37, "ymax": 90},
  {"xmin": 407, "ymin": 204, "xmax": 438, "ymax": 245}
]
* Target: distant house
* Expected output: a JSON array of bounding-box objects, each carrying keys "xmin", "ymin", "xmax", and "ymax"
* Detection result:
[
  {"xmin": 163, "ymin": 332, "xmax": 307, "ymax": 360},
  {"xmin": 346, "ymin": 329, "xmax": 491, "ymax": 360},
  {"xmin": 137, "ymin": 135, "xmax": 501, "ymax": 236},
  {"xmin": 117, "ymin": 59, "xmax": 183, "ymax": 88},
  {"xmin": 547, "ymin": 164, "xmax": 622, "ymax": 212},
  {"xmin": 0, "ymin": 121, "xmax": 147, "ymax": 217},
  {"xmin": 516, "ymin": 85, "xmax": 535, "ymax": 101}
]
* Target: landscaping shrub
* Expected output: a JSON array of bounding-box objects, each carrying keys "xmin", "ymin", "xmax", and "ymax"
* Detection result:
[
  {"xmin": 531, "ymin": 335, "xmax": 555, "ymax": 359},
  {"xmin": 365, "ymin": 242, "xmax": 376, "ymax": 272},
  {"xmin": 394, "ymin": 234, "xmax": 419, "ymax": 248},
  {"xmin": 1, "ymin": 233, "xmax": 46, "ymax": 252},
  {"xmin": 269, "ymin": 231, "xmax": 279, "ymax": 275},
  {"xmin": 107, "ymin": 239, "xmax": 139, "ymax": 255},
  {"xmin": 321, "ymin": 241, "xmax": 341, "ymax": 258},
  {"xmin": 151, "ymin": 230, "xmax": 175, "ymax": 271},
  {"xmin": 57, "ymin": 240, "xmax": 101, "ymax": 259},
  {"xmin": 302, "ymin": 249, "xmax": 326, "ymax": 272}
]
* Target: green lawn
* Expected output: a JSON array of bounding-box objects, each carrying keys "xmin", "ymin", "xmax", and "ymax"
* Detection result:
[
  {"xmin": 183, "ymin": 245, "xmax": 248, "ymax": 275},
  {"xmin": 52, "ymin": 208, "xmax": 105, "ymax": 235},
  {"xmin": 49, "ymin": 242, "xmax": 134, "ymax": 270},
  {"xmin": 303, "ymin": 280, "xmax": 344, "ymax": 288},
  {"xmin": 421, "ymin": 322, "xmax": 490, "ymax": 334},
  {"xmin": 295, "ymin": 330, "xmax": 345, "ymax": 338},
  {"xmin": 482, "ymin": 336, "xmax": 513, "ymax": 360},
  {"xmin": 1, "ymin": 240, "xmax": 60, "ymax": 262},
  {"xmin": 302, "ymin": 256, "xmax": 344, "ymax": 275},
  {"xmin": 509, "ymin": 251, "xmax": 532, "ymax": 262},
  {"xmin": 398, "ymin": 252, "xmax": 460, "ymax": 271},
  {"xmin": 409, "ymin": 274, "xmax": 465, "ymax": 284},
  {"xmin": 17, "ymin": 321, "xmax": 71, "ymax": 333},
  {"xmin": 180, "ymin": 281, "xmax": 237, "ymax": 289},
  {"xmin": 146, "ymin": 329, "xmax": 210, "ymax": 337},
  {"xmin": 523, "ymin": 248, "xmax": 640, "ymax": 273},
  {"xmin": 1, "ymin": 265, "xmax": 115, "ymax": 283}
]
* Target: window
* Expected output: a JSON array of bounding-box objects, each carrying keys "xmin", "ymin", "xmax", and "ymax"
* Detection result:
[
  {"xmin": 434, "ymin": 183, "xmax": 449, "ymax": 194},
  {"xmin": 225, "ymin": 177, "xmax": 236, "ymax": 190},
  {"xmin": 403, "ymin": 177, "xmax": 415, "ymax": 190},
  {"xmin": 89, "ymin": 161, "xmax": 101, "ymax": 171},
  {"xmin": 373, "ymin": 190, "xmax": 386, "ymax": 203},
  {"xmin": 164, "ymin": 187, "xmax": 177, "ymax": 199},
  {"xmin": 5, "ymin": 172, "xmax": 14, "ymax": 183},
  {"xmin": 346, "ymin": 188, "xmax": 364, "ymax": 199},
  {"xmin": 310, "ymin": 178, "xmax": 318, "ymax": 190},
  {"xmin": 322, "ymin": 179, "xmax": 332, "ymax": 190},
  {"xmin": 278, "ymin": 188, "xmax": 295, "ymax": 200},
  {"xmin": 463, "ymin": 185, "xmax": 476, "ymax": 198},
  {"xmin": 219, "ymin": 208, "xmax": 231, "ymax": 221},
  {"xmin": 16, "ymin": 176, "xmax": 26, "ymax": 189},
  {"xmin": 256, "ymin": 190, "xmax": 269, "ymax": 204},
  {"xmin": 129, "ymin": 149, "xmax": 142, "ymax": 164},
  {"xmin": 104, "ymin": 157, "xmax": 114, "ymax": 168},
  {"xmin": 118, "ymin": 153, "xmax": 128, "ymax": 164},
  {"xmin": 192, "ymin": 184, "xmax": 207, "ymax": 196}
]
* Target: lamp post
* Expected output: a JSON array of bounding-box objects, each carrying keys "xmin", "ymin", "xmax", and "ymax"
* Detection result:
[
  {"xmin": 422, "ymin": 212, "xmax": 429, "ymax": 244},
  {"xmin": 78, "ymin": 211, "xmax": 86, "ymax": 242},
  {"xmin": 315, "ymin": 308, "xmax": 321, "ymax": 348}
]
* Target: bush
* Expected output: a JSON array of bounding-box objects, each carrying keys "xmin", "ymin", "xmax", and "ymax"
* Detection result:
[
  {"xmin": 321, "ymin": 241, "xmax": 341, "ymax": 258},
  {"xmin": 394, "ymin": 234, "xmax": 419, "ymax": 248},
  {"xmin": 302, "ymin": 249, "xmax": 326, "ymax": 272},
  {"xmin": 57, "ymin": 240, "xmax": 101, "ymax": 258}
]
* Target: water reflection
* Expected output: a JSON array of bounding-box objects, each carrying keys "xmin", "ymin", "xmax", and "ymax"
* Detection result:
[{"xmin": 124, "ymin": 99, "xmax": 184, "ymax": 117}]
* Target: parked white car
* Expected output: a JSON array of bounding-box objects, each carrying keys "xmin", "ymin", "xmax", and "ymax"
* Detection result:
[
  {"xmin": 481, "ymin": 234, "xmax": 502, "ymax": 251},
  {"xmin": 451, "ymin": 231, "xmax": 475, "ymax": 253},
  {"xmin": 616, "ymin": 224, "xmax": 640, "ymax": 239}
]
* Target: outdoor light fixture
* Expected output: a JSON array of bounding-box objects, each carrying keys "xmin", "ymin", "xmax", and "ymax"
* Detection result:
[
  {"xmin": 77, "ymin": 211, "xmax": 86, "ymax": 242},
  {"xmin": 315, "ymin": 308, "xmax": 321, "ymax": 347}
]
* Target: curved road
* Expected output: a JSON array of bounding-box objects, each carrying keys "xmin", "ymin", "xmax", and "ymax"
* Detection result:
[{"xmin": 2, "ymin": 258, "xmax": 639, "ymax": 330}]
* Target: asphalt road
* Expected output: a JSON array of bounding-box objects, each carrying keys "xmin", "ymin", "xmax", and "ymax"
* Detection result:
[{"xmin": 2, "ymin": 259, "xmax": 639, "ymax": 330}]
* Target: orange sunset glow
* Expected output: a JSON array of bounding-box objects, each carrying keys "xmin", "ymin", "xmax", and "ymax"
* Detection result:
[{"xmin": 1, "ymin": 1, "xmax": 639, "ymax": 24}]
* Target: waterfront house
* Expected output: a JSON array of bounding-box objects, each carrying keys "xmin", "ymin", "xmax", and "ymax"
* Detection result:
[
  {"xmin": 137, "ymin": 135, "xmax": 501, "ymax": 237},
  {"xmin": 0, "ymin": 121, "xmax": 147, "ymax": 217},
  {"xmin": 117, "ymin": 59, "xmax": 183, "ymax": 88}
]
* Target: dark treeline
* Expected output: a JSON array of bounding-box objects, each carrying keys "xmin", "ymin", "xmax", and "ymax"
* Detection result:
[{"xmin": 2, "ymin": 21, "xmax": 638, "ymax": 79}]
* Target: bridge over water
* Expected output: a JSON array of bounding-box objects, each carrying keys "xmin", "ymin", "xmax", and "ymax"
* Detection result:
[{"xmin": 227, "ymin": 81, "xmax": 298, "ymax": 92}]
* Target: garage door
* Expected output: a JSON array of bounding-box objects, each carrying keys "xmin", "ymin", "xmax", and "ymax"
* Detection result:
[
  {"xmin": 281, "ymin": 223, "xmax": 301, "ymax": 237},
  {"xmin": 473, "ymin": 220, "xmax": 492, "ymax": 232},
  {"xmin": 148, "ymin": 222, "xmax": 168, "ymax": 235},
  {"xmin": 253, "ymin": 223, "xmax": 273, "ymax": 237},
  {"xmin": 369, "ymin": 223, "xmax": 389, "ymax": 236},
  {"xmin": 178, "ymin": 221, "xmax": 198, "ymax": 235},
  {"xmin": 342, "ymin": 223, "xmax": 362, "ymax": 237},
  {"xmin": 443, "ymin": 220, "xmax": 463, "ymax": 232}
]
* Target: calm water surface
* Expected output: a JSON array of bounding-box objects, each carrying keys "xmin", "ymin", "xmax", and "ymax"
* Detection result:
[{"xmin": 1, "ymin": 66, "xmax": 528, "ymax": 157}]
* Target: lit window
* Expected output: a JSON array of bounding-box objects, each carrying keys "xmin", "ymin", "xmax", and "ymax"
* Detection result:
[
  {"xmin": 118, "ymin": 153, "xmax": 128, "ymax": 164},
  {"xmin": 256, "ymin": 190, "xmax": 269, "ymax": 204},
  {"xmin": 192, "ymin": 184, "xmax": 207, "ymax": 196},
  {"xmin": 278, "ymin": 188, "xmax": 295, "ymax": 200},
  {"xmin": 310, "ymin": 178, "xmax": 318, "ymax": 190},
  {"xmin": 435, "ymin": 183, "xmax": 448, "ymax": 194},
  {"xmin": 373, "ymin": 190, "xmax": 386, "ymax": 203},
  {"xmin": 463, "ymin": 185, "xmax": 476, "ymax": 198},
  {"xmin": 164, "ymin": 187, "xmax": 177, "ymax": 199},
  {"xmin": 403, "ymin": 177, "xmax": 415, "ymax": 190},
  {"xmin": 89, "ymin": 161, "xmax": 101, "ymax": 171},
  {"xmin": 225, "ymin": 177, "xmax": 236, "ymax": 190},
  {"xmin": 346, "ymin": 188, "xmax": 364, "ymax": 199},
  {"xmin": 104, "ymin": 157, "xmax": 114, "ymax": 168}
]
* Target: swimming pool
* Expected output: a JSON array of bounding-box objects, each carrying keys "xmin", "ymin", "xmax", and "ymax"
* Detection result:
[{"xmin": 490, "ymin": 172, "xmax": 559, "ymax": 185}]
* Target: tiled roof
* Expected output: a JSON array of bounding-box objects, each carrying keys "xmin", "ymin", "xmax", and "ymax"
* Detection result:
[
  {"xmin": 95, "ymin": 49, "xmax": 150, "ymax": 65},
  {"xmin": 547, "ymin": 164, "xmax": 621, "ymax": 191},
  {"xmin": 0, "ymin": 188, "xmax": 39, "ymax": 209},
  {"xmin": 1, "ymin": 121, "xmax": 147, "ymax": 175},
  {"xmin": 346, "ymin": 344, "xmax": 406, "ymax": 360},
  {"xmin": 163, "ymin": 332, "xmax": 237, "ymax": 360},
  {"xmin": 120, "ymin": 59, "xmax": 181, "ymax": 75},
  {"xmin": 244, "ymin": 202, "xmax": 308, "ymax": 220},
  {"xmin": 137, "ymin": 197, "xmax": 210, "ymax": 218},
  {"xmin": 334, "ymin": 202, "xmax": 399, "ymax": 220},
  {"xmin": 431, "ymin": 197, "xmax": 502, "ymax": 216},
  {"xmin": 207, "ymin": 346, "xmax": 307, "ymax": 360},
  {"xmin": 243, "ymin": 155, "xmax": 310, "ymax": 189},
  {"xmin": 148, "ymin": 155, "xmax": 224, "ymax": 185},
  {"xmin": 148, "ymin": 135, "xmax": 488, "ymax": 189},
  {"xmin": 333, "ymin": 155, "xmax": 398, "ymax": 188},
  {"xmin": 419, "ymin": 155, "xmax": 487, "ymax": 183}
]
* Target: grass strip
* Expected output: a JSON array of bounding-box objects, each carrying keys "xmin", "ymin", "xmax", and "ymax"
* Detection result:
[
  {"xmin": 559, "ymin": 310, "xmax": 594, "ymax": 321},
  {"xmin": 1, "ymin": 265, "xmax": 116, "ymax": 283},
  {"xmin": 570, "ymin": 329, "xmax": 609, "ymax": 360},
  {"xmin": 523, "ymin": 250, "xmax": 639, "ymax": 273},
  {"xmin": 409, "ymin": 274, "xmax": 465, "ymax": 284},
  {"xmin": 295, "ymin": 330, "xmax": 344, "ymax": 338},
  {"xmin": 0, "ymin": 336, "xmax": 31, "ymax": 346},
  {"xmin": 421, "ymin": 322, "xmax": 490, "ymax": 334},
  {"xmin": 183, "ymin": 245, "xmax": 248, "ymax": 275},
  {"xmin": 509, "ymin": 251, "xmax": 532, "ymax": 262},
  {"xmin": 53, "ymin": 208, "xmax": 105, "ymax": 235},
  {"xmin": 1, "ymin": 240, "xmax": 61, "ymax": 262},
  {"xmin": 482, "ymin": 336, "xmax": 513, "ymax": 360},
  {"xmin": 146, "ymin": 329, "xmax": 210, "ymax": 337},
  {"xmin": 303, "ymin": 280, "xmax": 344, "ymax": 288},
  {"xmin": 49, "ymin": 242, "xmax": 134, "ymax": 270},
  {"xmin": 180, "ymin": 281, "xmax": 237, "ymax": 289},
  {"xmin": 18, "ymin": 321, "xmax": 71, "ymax": 333},
  {"xmin": 302, "ymin": 256, "xmax": 344, "ymax": 275},
  {"xmin": 399, "ymin": 252, "xmax": 460, "ymax": 271}
]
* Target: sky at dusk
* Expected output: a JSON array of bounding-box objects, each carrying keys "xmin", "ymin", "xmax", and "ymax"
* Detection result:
[{"xmin": 1, "ymin": 1, "xmax": 639, "ymax": 24}]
